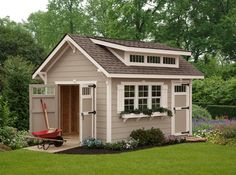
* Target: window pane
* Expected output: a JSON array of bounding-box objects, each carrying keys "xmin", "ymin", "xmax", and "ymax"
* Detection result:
[
  {"xmin": 152, "ymin": 85, "xmax": 161, "ymax": 97},
  {"xmin": 147, "ymin": 56, "xmax": 160, "ymax": 63},
  {"xmin": 130, "ymin": 55, "xmax": 144, "ymax": 63},
  {"xmin": 124, "ymin": 99, "xmax": 134, "ymax": 111},
  {"xmin": 163, "ymin": 57, "xmax": 176, "ymax": 64},
  {"xmin": 138, "ymin": 99, "xmax": 148, "ymax": 110},
  {"xmin": 174, "ymin": 85, "xmax": 186, "ymax": 93},
  {"xmin": 138, "ymin": 85, "xmax": 148, "ymax": 97},
  {"xmin": 124, "ymin": 85, "xmax": 135, "ymax": 97},
  {"xmin": 152, "ymin": 98, "xmax": 160, "ymax": 109}
]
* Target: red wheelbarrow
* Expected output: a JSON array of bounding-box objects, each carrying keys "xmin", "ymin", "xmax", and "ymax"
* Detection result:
[{"xmin": 30, "ymin": 99, "xmax": 66, "ymax": 150}]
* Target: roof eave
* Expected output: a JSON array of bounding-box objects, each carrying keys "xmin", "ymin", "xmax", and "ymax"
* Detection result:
[{"xmin": 109, "ymin": 73, "xmax": 204, "ymax": 79}]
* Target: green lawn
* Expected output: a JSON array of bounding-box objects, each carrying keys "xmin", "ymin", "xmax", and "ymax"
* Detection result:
[{"xmin": 0, "ymin": 143, "xmax": 236, "ymax": 175}]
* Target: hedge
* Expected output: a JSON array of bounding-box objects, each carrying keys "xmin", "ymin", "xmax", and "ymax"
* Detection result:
[
  {"xmin": 193, "ymin": 103, "xmax": 236, "ymax": 119},
  {"xmin": 206, "ymin": 105, "xmax": 236, "ymax": 119}
]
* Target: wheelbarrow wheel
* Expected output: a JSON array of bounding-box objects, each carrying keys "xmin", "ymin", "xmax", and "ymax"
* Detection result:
[{"xmin": 54, "ymin": 136, "xmax": 63, "ymax": 147}]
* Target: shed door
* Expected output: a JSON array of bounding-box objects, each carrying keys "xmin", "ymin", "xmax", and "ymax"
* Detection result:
[
  {"xmin": 29, "ymin": 84, "xmax": 58, "ymax": 132},
  {"xmin": 173, "ymin": 83, "xmax": 189, "ymax": 134},
  {"xmin": 80, "ymin": 84, "xmax": 96, "ymax": 143}
]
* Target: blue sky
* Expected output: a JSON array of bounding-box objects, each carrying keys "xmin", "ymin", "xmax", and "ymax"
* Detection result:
[{"xmin": 0, "ymin": 0, "xmax": 48, "ymax": 22}]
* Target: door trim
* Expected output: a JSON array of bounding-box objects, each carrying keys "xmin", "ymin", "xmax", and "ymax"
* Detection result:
[{"xmin": 171, "ymin": 80, "xmax": 190, "ymax": 135}]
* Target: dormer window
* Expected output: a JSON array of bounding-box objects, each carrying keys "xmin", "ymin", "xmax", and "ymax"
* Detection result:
[
  {"xmin": 125, "ymin": 53, "xmax": 178, "ymax": 68},
  {"xmin": 147, "ymin": 56, "xmax": 161, "ymax": 63},
  {"xmin": 130, "ymin": 55, "xmax": 144, "ymax": 63},
  {"xmin": 163, "ymin": 57, "xmax": 176, "ymax": 64}
]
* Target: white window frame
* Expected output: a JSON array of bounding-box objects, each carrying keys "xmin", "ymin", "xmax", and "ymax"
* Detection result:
[
  {"xmin": 124, "ymin": 85, "xmax": 135, "ymax": 111},
  {"xmin": 124, "ymin": 52, "xmax": 179, "ymax": 68},
  {"xmin": 151, "ymin": 85, "xmax": 162, "ymax": 108},
  {"xmin": 121, "ymin": 82, "xmax": 165, "ymax": 110},
  {"xmin": 138, "ymin": 85, "xmax": 149, "ymax": 110}
]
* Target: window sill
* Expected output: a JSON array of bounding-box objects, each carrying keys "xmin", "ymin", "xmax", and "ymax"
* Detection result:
[{"xmin": 121, "ymin": 112, "xmax": 168, "ymax": 122}]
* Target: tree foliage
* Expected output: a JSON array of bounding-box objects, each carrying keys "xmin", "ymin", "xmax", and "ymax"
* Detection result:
[
  {"xmin": 0, "ymin": 17, "xmax": 45, "ymax": 65},
  {"xmin": 1, "ymin": 57, "xmax": 35, "ymax": 130},
  {"xmin": 27, "ymin": 0, "xmax": 94, "ymax": 53}
]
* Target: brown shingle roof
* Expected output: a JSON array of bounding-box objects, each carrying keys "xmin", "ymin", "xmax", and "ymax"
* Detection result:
[
  {"xmin": 90, "ymin": 36, "xmax": 187, "ymax": 52},
  {"xmin": 68, "ymin": 34, "xmax": 203, "ymax": 77}
]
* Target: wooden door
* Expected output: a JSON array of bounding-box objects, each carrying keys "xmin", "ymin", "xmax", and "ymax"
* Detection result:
[
  {"xmin": 29, "ymin": 84, "xmax": 58, "ymax": 132},
  {"xmin": 173, "ymin": 83, "xmax": 190, "ymax": 134}
]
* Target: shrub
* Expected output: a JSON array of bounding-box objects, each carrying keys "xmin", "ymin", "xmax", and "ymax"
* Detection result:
[
  {"xmin": 192, "ymin": 104, "xmax": 212, "ymax": 120},
  {"xmin": 164, "ymin": 135, "xmax": 186, "ymax": 145},
  {"xmin": 82, "ymin": 138, "xmax": 103, "ymax": 149},
  {"xmin": 0, "ymin": 126, "xmax": 28, "ymax": 149},
  {"xmin": 206, "ymin": 125, "xmax": 236, "ymax": 146},
  {"xmin": 2, "ymin": 57, "xmax": 35, "ymax": 130},
  {"xmin": 193, "ymin": 124, "xmax": 213, "ymax": 138},
  {"xmin": 104, "ymin": 138, "xmax": 139, "ymax": 151},
  {"xmin": 130, "ymin": 127, "xmax": 165, "ymax": 146},
  {"xmin": 206, "ymin": 105, "xmax": 236, "ymax": 120},
  {"xmin": 0, "ymin": 96, "xmax": 11, "ymax": 127}
]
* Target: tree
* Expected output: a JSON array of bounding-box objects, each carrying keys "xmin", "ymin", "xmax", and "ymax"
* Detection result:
[
  {"xmin": 0, "ymin": 17, "xmax": 45, "ymax": 65},
  {"xmin": 0, "ymin": 96, "xmax": 11, "ymax": 128},
  {"xmin": 27, "ymin": 0, "xmax": 94, "ymax": 53},
  {"xmin": 86, "ymin": 0, "xmax": 165, "ymax": 40},
  {"xmin": 1, "ymin": 57, "xmax": 35, "ymax": 130}
]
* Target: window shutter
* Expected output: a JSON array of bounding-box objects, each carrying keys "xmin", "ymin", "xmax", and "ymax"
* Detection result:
[
  {"xmin": 161, "ymin": 84, "xmax": 168, "ymax": 108},
  {"xmin": 117, "ymin": 84, "xmax": 124, "ymax": 113}
]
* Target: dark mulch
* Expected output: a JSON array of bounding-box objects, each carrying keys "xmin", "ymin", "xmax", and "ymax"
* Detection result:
[{"xmin": 56, "ymin": 145, "xmax": 155, "ymax": 155}]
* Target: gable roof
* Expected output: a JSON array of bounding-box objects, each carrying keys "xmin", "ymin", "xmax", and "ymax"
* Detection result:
[{"xmin": 33, "ymin": 34, "xmax": 204, "ymax": 79}]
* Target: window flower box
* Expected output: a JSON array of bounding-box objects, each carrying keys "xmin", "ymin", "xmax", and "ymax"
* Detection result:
[{"xmin": 121, "ymin": 112, "xmax": 168, "ymax": 122}]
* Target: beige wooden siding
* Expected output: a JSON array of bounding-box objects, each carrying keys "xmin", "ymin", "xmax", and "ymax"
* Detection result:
[
  {"xmin": 111, "ymin": 78, "xmax": 172, "ymax": 142},
  {"xmin": 46, "ymin": 46, "xmax": 107, "ymax": 141}
]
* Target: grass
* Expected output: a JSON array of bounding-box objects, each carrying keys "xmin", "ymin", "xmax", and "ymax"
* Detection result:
[{"xmin": 0, "ymin": 143, "xmax": 236, "ymax": 175}]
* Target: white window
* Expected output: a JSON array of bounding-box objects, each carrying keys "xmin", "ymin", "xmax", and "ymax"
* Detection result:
[
  {"xmin": 138, "ymin": 85, "xmax": 148, "ymax": 110},
  {"xmin": 126, "ymin": 53, "xmax": 178, "ymax": 68},
  {"xmin": 163, "ymin": 57, "xmax": 176, "ymax": 64},
  {"xmin": 147, "ymin": 56, "xmax": 160, "ymax": 63},
  {"xmin": 124, "ymin": 85, "xmax": 135, "ymax": 111},
  {"xmin": 174, "ymin": 85, "xmax": 186, "ymax": 93},
  {"xmin": 151, "ymin": 85, "xmax": 161, "ymax": 109},
  {"xmin": 130, "ymin": 55, "xmax": 144, "ymax": 63},
  {"xmin": 119, "ymin": 83, "xmax": 167, "ymax": 112},
  {"xmin": 82, "ymin": 87, "xmax": 92, "ymax": 98},
  {"xmin": 32, "ymin": 87, "xmax": 55, "ymax": 95}
]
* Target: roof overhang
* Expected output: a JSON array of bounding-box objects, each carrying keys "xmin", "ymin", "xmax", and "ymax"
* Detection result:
[
  {"xmin": 108, "ymin": 74, "xmax": 204, "ymax": 79},
  {"xmin": 90, "ymin": 38, "xmax": 191, "ymax": 56},
  {"xmin": 32, "ymin": 35, "xmax": 110, "ymax": 79}
]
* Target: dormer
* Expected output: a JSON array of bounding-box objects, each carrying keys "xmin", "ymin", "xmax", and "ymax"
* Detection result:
[{"xmin": 90, "ymin": 38, "xmax": 191, "ymax": 68}]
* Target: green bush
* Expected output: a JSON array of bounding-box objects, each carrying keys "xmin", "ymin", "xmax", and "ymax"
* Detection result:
[
  {"xmin": 0, "ymin": 126, "xmax": 28, "ymax": 149},
  {"xmin": 130, "ymin": 128, "xmax": 165, "ymax": 146},
  {"xmin": 0, "ymin": 96, "xmax": 11, "ymax": 127},
  {"xmin": 192, "ymin": 104, "xmax": 212, "ymax": 120},
  {"xmin": 82, "ymin": 138, "xmax": 103, "ymax": 149},
  {"xmin": 104, "ymin": 138, "xmax": 139, "ymax": 151},
  {"xmin": 193, "ymin": 124, "xmax": 213, "ymax": 138},
  {"xmin": 206, "ymin": 105, "xmax": 236, "ymax": 119},
  {"xmin": 206, "ymin": 125, "xmax": 236, "ymax": 146}
]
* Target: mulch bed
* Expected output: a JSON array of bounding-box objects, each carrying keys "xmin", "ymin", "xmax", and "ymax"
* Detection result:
[{"xmin": 56, "ymin": 145, "xmax": 155, "ymax": 155}]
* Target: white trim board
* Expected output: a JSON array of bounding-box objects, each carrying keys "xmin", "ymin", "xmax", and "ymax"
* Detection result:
[
  {"xmin": 91, "ymin": 38, "xmax": 192, "ymax": 56},
  {"xmin": 55, "ymin": 81, "xmax": 97, "ymax": 85},
  {"xmin": 110, "ymin": 74, "xmax": 204, "ymax": 79},
  {"xmin": 106, "ymin": 78, "xmax": 112, "ymax": 142}
]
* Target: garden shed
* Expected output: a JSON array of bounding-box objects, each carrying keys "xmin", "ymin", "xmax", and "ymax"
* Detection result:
[{"xmin": 30, "ymin": 34, "xmax": 203, "ymax": 143}]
